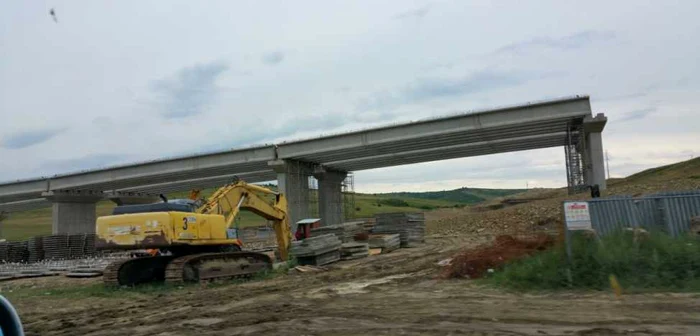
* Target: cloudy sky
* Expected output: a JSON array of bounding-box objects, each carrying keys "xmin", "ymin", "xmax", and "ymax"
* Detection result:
[{"xmin": 1, "ymin": 1, "xmax": 699, "ymax": 193}]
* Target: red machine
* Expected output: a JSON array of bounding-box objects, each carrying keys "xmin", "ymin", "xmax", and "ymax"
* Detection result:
[{"xmin": 295, "ymin": 218, "xmax": 321, "ymax": 240}]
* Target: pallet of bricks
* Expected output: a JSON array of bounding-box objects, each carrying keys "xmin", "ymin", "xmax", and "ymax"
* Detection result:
[{"xmin": 371, "ymin": 212, "xmax": 425, "ymax": 248}]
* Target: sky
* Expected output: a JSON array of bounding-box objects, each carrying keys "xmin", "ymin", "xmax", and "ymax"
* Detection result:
[{"xmin": 1, "ymin": 1, "xmax": 699, "ymax": 193}]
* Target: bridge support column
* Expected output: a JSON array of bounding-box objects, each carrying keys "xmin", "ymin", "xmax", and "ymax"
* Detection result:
[
  {"xmin": 583, "ymin": 114, "xmax": 608, "ymax": 191},
  {"xmin": 269, "ymin": 160, "xmax": 313, "ymax": 233},
  {"xmin": 42, "ymin": 190, "xmax": 104, "ymax": 234},
  {"xmin": 314, "ymin": 168, "xmax": 347, "ymax": 227}
]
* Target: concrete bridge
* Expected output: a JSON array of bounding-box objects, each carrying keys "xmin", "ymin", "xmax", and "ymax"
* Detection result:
[{"xmin": 0, "ymin": 95, "xmax": 607, "ymax": 234}]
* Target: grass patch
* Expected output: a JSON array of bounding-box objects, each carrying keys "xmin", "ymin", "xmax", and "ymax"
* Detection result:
[{"xmin": 485, "ymin": 231, "xmax": 700, "ymax": 292}]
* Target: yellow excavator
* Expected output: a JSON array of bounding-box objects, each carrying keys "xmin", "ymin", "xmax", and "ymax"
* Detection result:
[{"xmin": 95, "ymin": 179, "xmax": 292, "ymax": 286}]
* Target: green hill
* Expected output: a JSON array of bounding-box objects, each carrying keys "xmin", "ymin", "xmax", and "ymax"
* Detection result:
[{"xmin": 373, "ymin": 187, "xmax": 527, "ymax": 205}]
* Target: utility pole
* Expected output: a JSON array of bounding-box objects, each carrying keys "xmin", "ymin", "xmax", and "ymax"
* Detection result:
[{"xmin": 605, "ymin": 150, "xmax": 611, "ymax": 179}]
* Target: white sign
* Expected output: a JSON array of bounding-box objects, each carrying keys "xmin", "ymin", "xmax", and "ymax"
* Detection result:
[{"xmin": 563, "ymin": 201, "xmax": 592, "ymax": 230}]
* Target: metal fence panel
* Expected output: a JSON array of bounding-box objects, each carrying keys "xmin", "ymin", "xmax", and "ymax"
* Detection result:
[
  {"xmin": 633, "ymin": 198, "xmax": 665, "ymax": 231},
  {"xmin": 660, "ymin": 195, "xmax": 700, "ymax": 237},
  {"xmin": 574, "ymin": 190, "xmax": 700, "ymax": 237},
  {"xmin": 588, "ymin": 197, "xmax": 640, "ymax": 236}
]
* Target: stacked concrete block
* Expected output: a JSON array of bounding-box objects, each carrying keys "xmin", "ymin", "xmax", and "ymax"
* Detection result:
[
  {"xmin": 373, "ymin": 212, "xmax": 426, "ymax": 247},
  {"xmin": 367, "ymin": 233, "xmax": 401, "ymax": 253},
  {"xmin": 290, "ymin": 234, "xmax": 342, "ymax": 266},
  {"xmin": 340, "ymin": 242, "xmax": 369, "ymax": 260},
  {"xmin": 311, "ymin": 221, "xmax": 365, "ymax": 243}
]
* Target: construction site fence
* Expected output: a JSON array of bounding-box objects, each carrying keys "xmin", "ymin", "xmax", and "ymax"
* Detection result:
[{"xmin": 585, "ymin": 190, "xmax": 700, "ymax": 237}]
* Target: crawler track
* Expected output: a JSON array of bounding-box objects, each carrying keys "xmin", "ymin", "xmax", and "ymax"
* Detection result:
[
  {"xmin": 103, "ymin": 256, "xmax": 176, "ymax": 287},
  {"xmin": 165, "ymin": 252, "xmax": 273, "ymax": 284}
]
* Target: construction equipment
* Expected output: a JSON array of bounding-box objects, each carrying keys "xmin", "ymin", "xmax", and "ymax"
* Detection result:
[
  {"xmin": 295, "ymin": 218, "xmax": 321, "ymax": 240},
  {"xmin": 96, "ymin": 180, "xmax": 292, "ymax": 286}
]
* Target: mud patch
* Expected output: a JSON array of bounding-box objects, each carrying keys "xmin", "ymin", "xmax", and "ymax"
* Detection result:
[
  {"xmin": 181, "ymin": 318, "xmax": 224, "ymax": 327},
  {"xmin": 308, "ymin": 273, "xmax": 414, "ymax": 296}
]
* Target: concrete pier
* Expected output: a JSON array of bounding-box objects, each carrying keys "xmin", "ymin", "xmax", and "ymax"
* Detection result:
[
  {"xmin": 269, "ymin": 160, "xmax": 313, "ymax": 232},
  {"xmin": 314, "ymin": 167, "xmax": 347, "ymax": 227},
  {"xmin": 42, "ymin": 190, "xmax": 103, "ymax": 234},
  {"xmin": 583, "ymin": 114, "xmax": 608, "ymax": 190}
]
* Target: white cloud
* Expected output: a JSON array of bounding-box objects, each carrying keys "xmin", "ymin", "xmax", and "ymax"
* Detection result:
[{"xmin": 0, "ymin": 0, "xmax": 699, "ymax": 192}]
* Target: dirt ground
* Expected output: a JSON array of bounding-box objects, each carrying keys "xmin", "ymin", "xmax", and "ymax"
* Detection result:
[{"xmin": 3, "ymin": 235, "xmax": 699, "ymax": 336}]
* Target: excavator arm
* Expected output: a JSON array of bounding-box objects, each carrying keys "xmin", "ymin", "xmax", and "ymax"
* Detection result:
[{"xmin": 197, "ymin": 181, "xmax": 293, "ymax": 260}]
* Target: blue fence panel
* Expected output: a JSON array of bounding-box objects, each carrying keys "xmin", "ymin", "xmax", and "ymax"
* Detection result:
[
  {"xmin": 570, "ymin": 190, "xmax": 700, "ymax": 237},
  {"xmin": 660, "ymin": 195, "xmax": 700, "ymax": 237},
  {"xmin": 632, "ymin": 198, "xmax": 664, "ymax": 231},
  {"xmin": 588, "ymin": 197, "xmax": 640, "ymax": 236}
]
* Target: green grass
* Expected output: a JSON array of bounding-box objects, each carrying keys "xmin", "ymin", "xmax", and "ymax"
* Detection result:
[
  {"xmin": 350, "ymin": 193, "xmax": 461, "ymax": 218},
  {"xmin": 623, "ymin": 157, "xmax": 700, "ymax": 183},
  {"xmin": 485, "ymin": 231, "xmax": 700, "ymax": 292}
]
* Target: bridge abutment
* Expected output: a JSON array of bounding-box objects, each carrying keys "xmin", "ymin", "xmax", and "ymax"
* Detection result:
[{"xmin": 42, "ymin": 190, "xmax": 103, "ymax": 234}]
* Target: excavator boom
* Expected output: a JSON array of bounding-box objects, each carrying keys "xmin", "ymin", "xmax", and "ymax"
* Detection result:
[{"xmin": 197, "ymin": 181, "xmax": 291, "ymax": 260}]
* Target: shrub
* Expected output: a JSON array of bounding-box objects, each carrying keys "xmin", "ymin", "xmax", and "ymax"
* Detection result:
[
  {"xmin": 377, "ymin": 198, "xmax": 409, "ymax": 207},
  {"xmin": 485, "ymin": 230, "xmax": 700, "ymax": 291}
]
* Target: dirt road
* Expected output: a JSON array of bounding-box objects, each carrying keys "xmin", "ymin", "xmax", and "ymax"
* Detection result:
[{"xmin": 6, "ymin": 237, "xmax": 700, "ymax": 335}]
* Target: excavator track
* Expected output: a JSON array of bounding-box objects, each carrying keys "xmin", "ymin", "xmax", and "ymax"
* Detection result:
[
  {"xmin": 103, "ymin": 256, "xmax": 176, "ymax": 287},
  {"xmin": 165, "ymin": 251, "xmax": 273, "ymax": 284}
]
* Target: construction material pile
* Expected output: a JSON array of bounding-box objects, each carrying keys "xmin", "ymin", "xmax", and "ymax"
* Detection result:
[
  {"xmin": 441, "ymin": 234, "xmax": 555, "ymax": 279},
  {"xmin": 367, "ymin": 233, "xmax": 401, "ymax": 253},
  {"xmin": 351, "ymin": 217, "xmax": 377, "ymax": 232},
  {"xmin": 340, "ymin": 242, "xmax": 369, "ymax": 260},
  {"xmin": 372, "ymin": 212, "xmax": 425, "ymax": 247},
  {"xmin": 0, "ymin": 253, "xmax": 129, "ymax": 281},
  {"xmin": 290, "ymin": 234, "xmax": 342, "ymax": 266},
  {"xmin": 1, "ymin": 233, "xmax": 100, "ymax": 264},
  {"xmin": 311, "ymin": 221, "xmax": 366, "ymax": 243}
]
